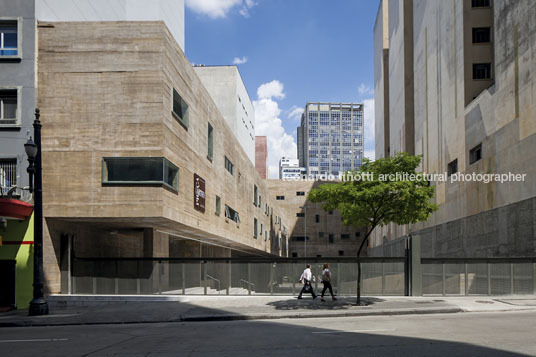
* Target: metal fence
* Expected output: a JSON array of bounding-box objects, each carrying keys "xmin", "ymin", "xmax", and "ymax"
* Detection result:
[
  {"xmin": 422, "ymin": 258, "xmax": 536, "ymax": 296},
  {"xmin": 69, "ymin": 256, "xmax": 536, "ymax": 296},
  {"xmin": 70, "ymin": 257, "xmax": 406, "ymax": 296}
]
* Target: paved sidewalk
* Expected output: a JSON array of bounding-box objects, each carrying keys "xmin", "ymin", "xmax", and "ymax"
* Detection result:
[{"xmin": 0, "ymin": 295, "xmax": 535, "ymax": 327}]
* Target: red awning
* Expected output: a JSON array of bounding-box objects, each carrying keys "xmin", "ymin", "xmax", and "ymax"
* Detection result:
[{"xmin": 0, "ymin": 198, "xmax": 34, "ymax": 220}]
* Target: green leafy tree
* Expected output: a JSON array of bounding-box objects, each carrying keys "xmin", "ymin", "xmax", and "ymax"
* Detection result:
[{"xmin": 308, "ymin": 153, "xmax": 437, "ymax": 305}]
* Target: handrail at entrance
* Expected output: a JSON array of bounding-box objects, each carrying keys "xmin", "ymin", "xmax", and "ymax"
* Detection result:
[{"xmin": 205, "ymin": 274, "xmax": 221, "ymax": 293}]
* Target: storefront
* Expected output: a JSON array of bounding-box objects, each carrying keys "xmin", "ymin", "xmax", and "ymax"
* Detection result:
[{"xmin": 0, "ymin": 199, "xmax": 33, "ymax": 310}]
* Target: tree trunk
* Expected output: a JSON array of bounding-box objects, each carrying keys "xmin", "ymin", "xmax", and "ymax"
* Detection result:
[{"xmin": 356, "ymin": 227, "xmax": 374, "ymax": 306}]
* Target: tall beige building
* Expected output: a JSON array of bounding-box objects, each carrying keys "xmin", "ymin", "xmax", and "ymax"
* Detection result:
[{"xmin": 373, "ymin": 0, "xmax": 536, "ymax": 257}]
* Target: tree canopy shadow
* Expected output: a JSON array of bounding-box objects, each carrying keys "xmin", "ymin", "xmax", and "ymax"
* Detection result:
[{"xmin": 266, "ymin": 296, "xmax": 385, "ymax": 310}]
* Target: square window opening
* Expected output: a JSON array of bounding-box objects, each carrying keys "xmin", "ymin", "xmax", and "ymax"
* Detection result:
[
  {"xmin": 469, "ymin": 144, "xmax": 482, "ymax": 164},
  {"xmin": 0, "ymin": 158, "xmax": 17, "ymax": 187},
  {"xmin": 0, "ymin": 89, "xmax": 18, "ymax": 125},
  {"xmin": 472, "ymin": 27, "xmax": 491, "ymax": 43},
  {"xmin": 0, "ymin": 21, "xmax": 19, "ymax": 57},
  {"xmin": 447, "ymin": 159, "xmax": 458, "ymax": 177},
  {"xmin": 473, "ymin": 63, "xmax": 492, "ymax": 80}
]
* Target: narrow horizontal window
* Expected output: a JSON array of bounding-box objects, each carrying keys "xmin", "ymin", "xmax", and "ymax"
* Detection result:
[
  {"xmin": 102, "ymin": 157, "xmax": 179, "ymax": 191},
  {"xmin": 291, "ymin": 236, "xmax": 310, "ymax": 242},
  {"xmin": 296, "ymin": 191, "xmax": 305, "ymax": 196},
  {"xmin": 225, "ymin": 204, "xmax": 240, "ymax": 223},
  {"xmin": 296, "ymin": 212, "xmax": 305, "ymax": 217},
  {"xmin": 471, "ymin": 0, "xmax": 490, "ymax": 8},
  {"xmin": 473, "ymin": 63, "xmax": 492, "ymax": 80},
  {"xmin": 276, "ymin": 195, "xmax": 285, "ymax": 200}
]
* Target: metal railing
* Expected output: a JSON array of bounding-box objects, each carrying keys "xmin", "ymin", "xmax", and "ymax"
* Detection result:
[
  {"xmin": 421, "ymin": 258, "xmax": 536, "ymax": 296},
  {"xmin": 69, "ymin": 257, "xmax": 406, "ymax": 296},
  {"xmin": 240, "ymin": 279, "xmax": 255, "ymax": 294},
  {"xmin": 67, "ymin": 255, "xmax": 536, "ymax": 297},
  {"xmin": 205, "ymin": 274, "xmax": 221, "ymax": 294}
]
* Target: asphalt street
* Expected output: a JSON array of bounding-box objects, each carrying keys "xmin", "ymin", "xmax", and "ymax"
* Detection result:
[{"xmin": 1, "ymin": 310, "xmax": 535, "ymax": 356}]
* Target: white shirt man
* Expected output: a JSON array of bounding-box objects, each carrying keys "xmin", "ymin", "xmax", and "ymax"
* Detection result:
[
  {"xmin": 300, "ymin": 267, "xmax": 312, "ymax": 282},
  {"xmin": 298, "ymin": 264, "xmax": 317, "ymax": 299}
]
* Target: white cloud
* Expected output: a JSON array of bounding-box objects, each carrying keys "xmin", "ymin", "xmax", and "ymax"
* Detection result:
[
  {"xmin": 232, "ymin": 56, "xmax": 248, "ymax": 65},
  {"xmin": 186, "ymin": 0, "xmax": 256, "ymax": 18},
  {"xmin": 363, "ymin": 98, "xmax": 375, "ymax": 161},
  {"xmin": 257, "ymin": 80, "xmax": 285, "ymax": 100},
  {"xmin": 239, "ymin": 0, "xmax": 257, "ymax": 17},
  {"xmin": 253, "ymin": 81, "xmax": 297, "ymax": 179},
  {"xmin": 358, "ymin": 83, "xmax": 373, "ymax": 97},
  {"xmin": 287, "ymin": 105, "xmax": 304, "ymax": 122}
]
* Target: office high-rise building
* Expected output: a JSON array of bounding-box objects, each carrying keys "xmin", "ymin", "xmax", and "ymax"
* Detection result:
[{"xmin": 297, "ymin": 102, "xmax": 364, "ymax": 176}]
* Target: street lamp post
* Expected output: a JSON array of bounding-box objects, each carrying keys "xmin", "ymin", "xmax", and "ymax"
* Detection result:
[
  {"xmin": 299, "ymin": 205, "xmax": 307, "ymax": 257},
  {"xmin": 25, "ymin": 108, "xmax": 49, "ymax": 316}
]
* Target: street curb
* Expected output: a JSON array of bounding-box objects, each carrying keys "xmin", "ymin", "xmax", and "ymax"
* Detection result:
[
  {"xmin": 0, "ymin": 307, "xmax": 463, "ymax": 327},
  {"xmin": 179, "ymin": 307, "xmax": 464, "ymax": 321}
]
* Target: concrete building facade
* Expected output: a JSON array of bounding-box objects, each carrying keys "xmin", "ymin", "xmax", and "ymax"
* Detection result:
[
  {"xmin": 0, "ymin": 0, "xmax": 185, "ymax": 195},
  {"xmin": 267, "ymin": 180, "xmax": 364, "ymax": 258},
  {"xmin": 35, "ymin": 21, "xmax": 289, "ymax": 293},
  {"xmin": 297, "ymin": 102, "xmax": 364, "ymax": 176},
  {"xmin": 0, "ymin": 0, "xmax": 37, "ymax": 196},
  {"xmin": 372, "ymin": 0, "xmax": 536, "ymax": 257},
  {"xmin": 194, "ymin": 66, "xmax": 256, "ymax": 165}
]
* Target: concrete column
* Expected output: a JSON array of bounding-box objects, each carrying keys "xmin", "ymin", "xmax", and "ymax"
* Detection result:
[{"xmin": 60, "ymin": 233, "xmax": 73, "ymax": 294}]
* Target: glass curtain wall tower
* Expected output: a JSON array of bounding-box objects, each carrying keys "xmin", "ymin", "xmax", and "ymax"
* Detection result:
[{"xmin": 298, "ymin": 103, "xmax": 364, "ymax": 176}]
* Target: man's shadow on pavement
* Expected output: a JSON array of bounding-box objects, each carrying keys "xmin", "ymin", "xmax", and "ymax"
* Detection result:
[{"xmin": 266, "ymin": 297, "xmax": 385, "ymax": 310}]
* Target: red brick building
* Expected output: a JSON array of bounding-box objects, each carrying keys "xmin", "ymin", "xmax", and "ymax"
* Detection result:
[{"xmin": 255, "ymin": 136, "xmax": 268, "ymax": 179}]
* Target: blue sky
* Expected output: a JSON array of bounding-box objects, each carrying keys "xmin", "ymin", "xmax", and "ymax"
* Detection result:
[{"xmin": 185, "ymin": 0, "xmax": 379, "ymax": 177}]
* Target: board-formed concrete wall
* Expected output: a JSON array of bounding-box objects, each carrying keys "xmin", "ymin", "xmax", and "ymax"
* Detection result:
[
  {"xmin": 37, "ymin": 21, "xmax": 287, "ymax": 292},
  {"xmin": 372, "ymin": 0, "xmax": 536, "ymax": 257},
  {"xmin": 267, "ymin": 180, "xmax": 365, "ymax": 258}
]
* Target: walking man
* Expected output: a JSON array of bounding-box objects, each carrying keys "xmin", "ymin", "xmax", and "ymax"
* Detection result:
[{"xmin": 297, "ymin": 264, "xmax": 317, "ymax": 299}]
